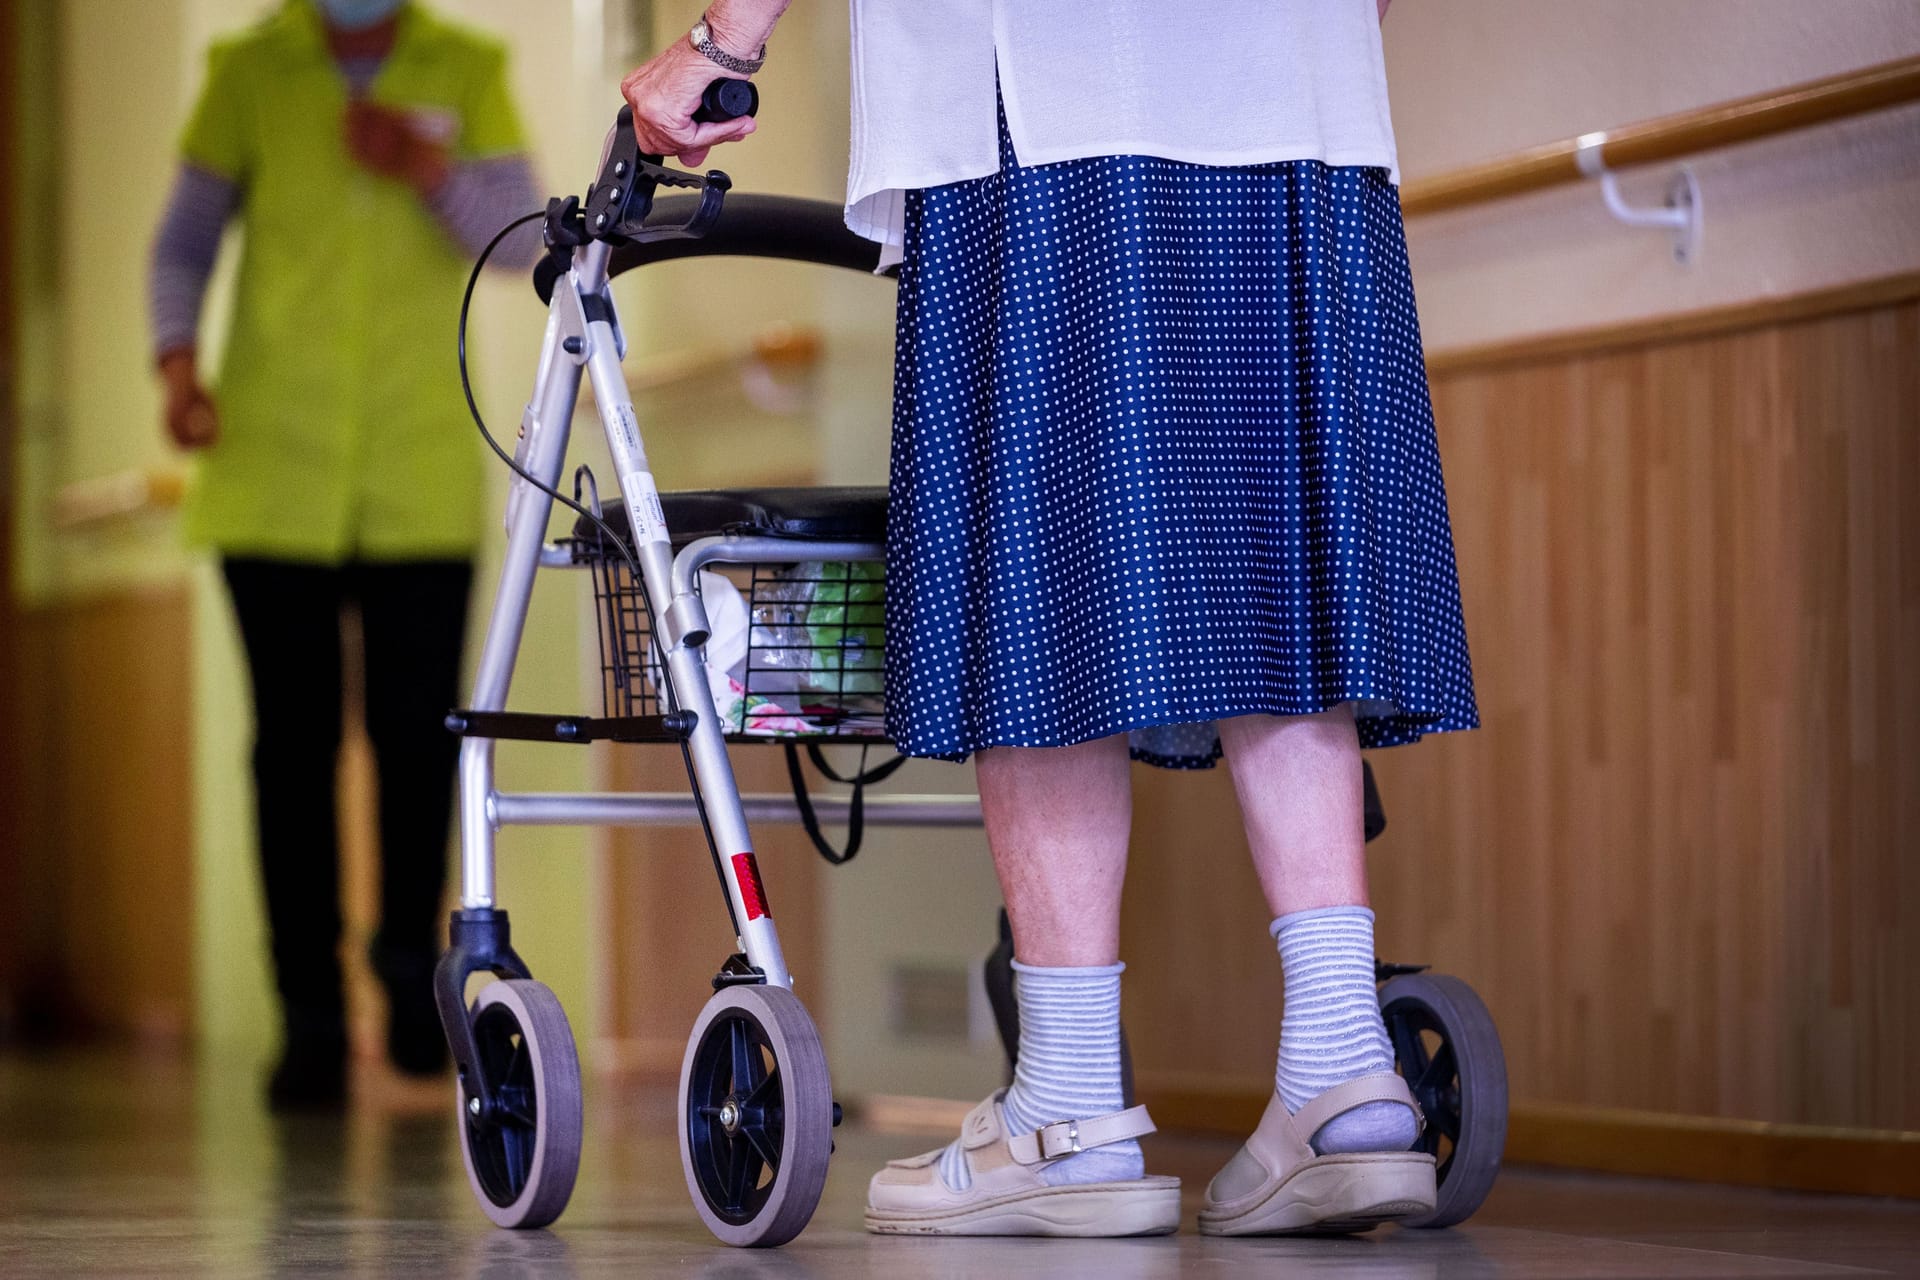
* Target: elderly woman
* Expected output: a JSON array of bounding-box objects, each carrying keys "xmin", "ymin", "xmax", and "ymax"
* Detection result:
[{"xmin": 624, "ymin": 0, "xmax": 1474, "ymax": 1237}]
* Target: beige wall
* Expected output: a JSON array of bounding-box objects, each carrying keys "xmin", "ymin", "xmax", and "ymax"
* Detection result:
[
  {"xmin": 13, "ymin": 0, "xmax": 195, "ymax": 604},
  {"xmin": 1384, "ymin": 0, "xmax": 1920, "ymax": 349}
]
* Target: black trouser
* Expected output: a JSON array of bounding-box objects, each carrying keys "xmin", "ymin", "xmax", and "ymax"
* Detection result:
[{"xmin": 223, "ymin": 558, "xmax": 472, "ymax": 1023}]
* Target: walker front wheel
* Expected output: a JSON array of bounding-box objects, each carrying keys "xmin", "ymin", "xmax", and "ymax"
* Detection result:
[
  {"xmin": 1380, "ymin": 972, "xmax": 1507, "ymax": 1228},
  {"xmin": 679, "ymin": 984, "xmax": 833, "ymax": 1247},
  {"xmin": 457, "ymin": 979, "xmax": 583, "ymax": 1230}
]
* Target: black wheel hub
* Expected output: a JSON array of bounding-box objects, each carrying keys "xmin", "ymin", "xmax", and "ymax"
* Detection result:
[
  {"xmin": 1384, "ymin": 1002, "xmax": 1463, "ymax": 1183},
  {"xmin": 465, "ymin": 1003, "xmax": 540, "ymax": 1208},
  {"xmin": 687, "ymin": 1012, "xmax": 785, "ymax": 1225}
]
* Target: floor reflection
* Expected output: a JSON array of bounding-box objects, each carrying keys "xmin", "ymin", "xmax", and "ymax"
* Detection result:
[{"xmin": 0, "ymin": 1050, "xmax": 1913, "ymax": 1278}]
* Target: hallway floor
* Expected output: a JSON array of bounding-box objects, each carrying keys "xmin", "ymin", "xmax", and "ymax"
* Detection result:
[{"xmin": 1, "ymin": 1050, "xmax": 1915, "ymax": 1278}]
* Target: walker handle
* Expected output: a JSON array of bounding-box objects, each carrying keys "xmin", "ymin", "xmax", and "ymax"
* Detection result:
[{"xmin": 693, "ymin": 78, "xmax": 759, "ymax": 124}]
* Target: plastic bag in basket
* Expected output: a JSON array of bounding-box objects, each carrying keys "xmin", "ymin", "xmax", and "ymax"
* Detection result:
[
  {"xmin": 695, "ymin": 565, "xmax": 885, "ymax": 736},
  {"xmin": 746, "ymin": 562, "xmax": 883, "ymax": 698}
]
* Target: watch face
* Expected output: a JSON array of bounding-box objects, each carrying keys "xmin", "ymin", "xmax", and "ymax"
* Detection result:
[{"xmin": 691, "ymin": 19, "xmax": 710, "ymax": 45}]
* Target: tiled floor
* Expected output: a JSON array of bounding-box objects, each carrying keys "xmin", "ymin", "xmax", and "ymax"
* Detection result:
[{"xmin": 1, "ymin": 1050, "xmax": 1915, "ymax": 1277}]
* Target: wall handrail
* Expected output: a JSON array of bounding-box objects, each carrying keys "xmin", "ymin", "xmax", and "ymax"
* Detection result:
[{"xmin": 1400, "ymin": 54, "xmax": 1920, "ymax": 218}]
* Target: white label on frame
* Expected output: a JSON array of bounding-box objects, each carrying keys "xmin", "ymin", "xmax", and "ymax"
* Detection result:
[
  {"xmin": 615, "ymin": 404, "xmax": 643, "ymax": 454},
  {"xmin": 622, "ymin": 470, "xmax": 669, "ymax": 545}
]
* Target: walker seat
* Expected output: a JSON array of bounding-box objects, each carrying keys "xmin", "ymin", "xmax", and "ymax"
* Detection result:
[{"xmin": 570, "ymin": 488, "xmax": 889, "ymax": 549}]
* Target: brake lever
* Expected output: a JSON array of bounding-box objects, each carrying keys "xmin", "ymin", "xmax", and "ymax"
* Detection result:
[
  {"xmin": 576, "ymin": 102, "xmax": 743, "ymax": 244},
  {"xmin": 622, "ymin": 165, "xmax": 731, "ymax": 244},
  {"xmin": 539, "ymin": 87, "xmax": 754, "ymax": 288}
]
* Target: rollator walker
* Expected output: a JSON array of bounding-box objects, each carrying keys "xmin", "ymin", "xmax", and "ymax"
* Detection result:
[{"xmin": 437, "ymin": 100, "xmax": 1509, "ymax": 1247}]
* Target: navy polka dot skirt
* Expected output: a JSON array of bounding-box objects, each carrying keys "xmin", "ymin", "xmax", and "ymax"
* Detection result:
[{"xmin": 883, "ymin": 116, "xmax": 1478, "ymax": 769}]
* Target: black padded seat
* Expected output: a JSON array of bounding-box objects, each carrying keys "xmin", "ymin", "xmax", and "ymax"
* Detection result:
[{"xmin": 571, "ymin": 487, "xmax": 889, "ymax": 550}]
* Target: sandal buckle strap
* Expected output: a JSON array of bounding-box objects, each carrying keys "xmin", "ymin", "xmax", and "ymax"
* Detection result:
[
  {"xmin": 1006, "ymin": 1104, "xmax": 1157, "ymax": 1166},
  {"xmin": 1036, "ymin": 1120, "xmax": 1083, "ymax": 1159}
]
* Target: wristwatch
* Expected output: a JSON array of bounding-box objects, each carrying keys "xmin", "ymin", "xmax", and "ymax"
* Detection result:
[{"xmin": 689, "ymin": 14, "xmax": 766, "ymax": 76}]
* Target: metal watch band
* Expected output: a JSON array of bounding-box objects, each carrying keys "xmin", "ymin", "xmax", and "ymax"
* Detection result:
[{"xmin": 689, "ymin": 16, "xmax": 766, "ymax": 76}]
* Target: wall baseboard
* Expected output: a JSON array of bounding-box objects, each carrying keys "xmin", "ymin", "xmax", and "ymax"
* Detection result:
[
  {"xmin": 1504, "ymin": 1101, "xmax": 1920, "ymax": 1200},
  {"xmin": 1131, "ymin": 1077, "xmax": 1920, "ymax": 1200}
]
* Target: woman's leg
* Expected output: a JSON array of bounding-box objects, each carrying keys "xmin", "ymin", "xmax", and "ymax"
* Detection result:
[
  {"xmin": 951, "ymin": 734, "xmax": 1140, "ymax": 1187},
  {"xmin": 978, "ymin": 733, "xmax": 1133, "ymax": 966},
  {"xmin": 222, "ymin": 557, "xmax": 349, "ymax": 1107},
  {"xmin": 1218, "ymin": 707, "xmax": 1417, "ymax": 1152},
  {"xmin": 352, "ymin": 558, "xmax": 473, "ymax": 1075},
  {"xmin": 1216, "ymin": 707, "xmax": 1367, "ymax": 915}
]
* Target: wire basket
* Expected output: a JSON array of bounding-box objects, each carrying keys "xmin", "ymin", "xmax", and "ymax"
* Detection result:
[{"xmin": 581, "ymin": 548, "xmax": 889, "ymax": 741}]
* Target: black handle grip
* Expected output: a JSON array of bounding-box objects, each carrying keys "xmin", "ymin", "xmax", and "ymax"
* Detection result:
[{"xmin": 693, "ymin": 78, "xmax": 759, "ymax": 124}]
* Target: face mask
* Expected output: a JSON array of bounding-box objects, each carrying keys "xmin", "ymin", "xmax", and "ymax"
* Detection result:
[{"xmin": 317, "ymin": 0, "xmax": 406, "ymax": 31}]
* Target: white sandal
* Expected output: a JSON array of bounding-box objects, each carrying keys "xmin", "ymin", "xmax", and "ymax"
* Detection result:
[
  {"xmin": 865, "ymin": 1088, "xmax": 1181, "ymax": 1236},
  {"xmin": 1199, "ymin": 1073, "xmax": 1436, "ymax": 1236}
]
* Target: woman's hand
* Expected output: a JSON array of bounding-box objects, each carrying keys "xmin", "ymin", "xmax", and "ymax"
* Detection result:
[
  {"xmin": 620, "ymin": 31, "xmax": 759, "ymax": 167},
  {"xmin": 159, "ymin": 348, "xmax": 219, "ymax": 450}
]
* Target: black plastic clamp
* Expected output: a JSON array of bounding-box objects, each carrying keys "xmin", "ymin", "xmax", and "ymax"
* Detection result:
[
  {"xmin": 712, "ymin": 952, "xmax": 768, "ymax": 991},
  {"xmin": 435, "ymin": 907, "xmax": 534, "ymax": 1125},
  {"xmin": 445, "ymin": 708, "xmax": 697, "ymax": 744}
]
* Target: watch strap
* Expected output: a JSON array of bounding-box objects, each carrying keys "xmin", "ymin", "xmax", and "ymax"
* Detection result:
[{"xmin": 689, "ymin": 16, "xmax": 766, "ymax": 76}]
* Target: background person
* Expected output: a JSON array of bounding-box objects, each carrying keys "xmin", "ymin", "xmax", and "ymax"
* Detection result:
[
  {"xmin": 148, "ymin": 0, "xmax": 540, "ymax": 1110},
  {"xmin": 624, "ymin": 0, "xmax": 1475, "ymax": 1236}
]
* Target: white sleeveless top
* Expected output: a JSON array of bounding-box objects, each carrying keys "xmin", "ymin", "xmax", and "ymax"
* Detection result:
[{"xmin": 845, "ymin": 0, "xmax": 1401, "ymax": 262}]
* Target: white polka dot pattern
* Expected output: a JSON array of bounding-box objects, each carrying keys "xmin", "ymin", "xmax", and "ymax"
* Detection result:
[{"xmin": 883, "ymin": 114, "xmax": 1478, "ymax": 768}]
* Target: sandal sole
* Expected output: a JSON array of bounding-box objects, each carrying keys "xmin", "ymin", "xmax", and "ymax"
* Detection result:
[
  {"xmin": 866, "ymin": 1178, "xmax": 1182, "ymax": 1237},
  {"xmin": 1199, "ymin": 1153, "xmax": 1435, "ymax": 1237}
]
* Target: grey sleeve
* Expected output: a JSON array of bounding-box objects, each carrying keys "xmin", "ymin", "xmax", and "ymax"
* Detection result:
[
  {"xmin": 427, "ymin": 153, "xmax": 544, "ymax": 269},
  {"xmin": 148, "ymin": 164, "xmax": 240, "ymax": 359}
]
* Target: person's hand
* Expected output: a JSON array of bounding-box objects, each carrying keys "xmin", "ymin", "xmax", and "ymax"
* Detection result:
[
  {"xmin": 159, "ymin": 347, "xmax": 219, "ymax": 450},
  {"xmin": 345, "ymin": 100, "xmax": 451, "ymax": 196},
  {"xmin": 619, "ymin": 36, "xmax": 758, "ymax": 168}
]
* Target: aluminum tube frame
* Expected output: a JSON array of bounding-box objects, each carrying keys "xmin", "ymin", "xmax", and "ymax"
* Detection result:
[
  {"xmin": 489, "ymin": 791, "xmax": 984, "ymax": 828},
  {"xmin": 672, "ymin": 535, "xmax": 883, "ymax": 597},
  {"xmin": 578, "ymin": 264, "xmax": 793, "ymax": 989},
  {"xmin": 456, "ymin": 252, "xmax": 593, "ymax": 911}
]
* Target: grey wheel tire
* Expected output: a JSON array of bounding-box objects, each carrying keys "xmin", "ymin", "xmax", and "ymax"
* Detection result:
[
  {"xmin": 1380, "ymin": 972, "xmax": 1507, "ymax": 1229},
  {"xmin": 679, "ymin": 984, "xmax": 833, "ymax": 1247},
  {"xmin": 457, "ymin": 979, "xmax": 583, "ymax": 1230}
]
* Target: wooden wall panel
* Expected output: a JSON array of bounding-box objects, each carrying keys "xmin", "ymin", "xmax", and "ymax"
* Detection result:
[
  {"xmin": 9, "ymin": 587, "xmax": 195, "ymax": 1041},
  {"xmin": 0, "ymin": 0, "xmax": 24, "ymax": 1038},
  {"xmin": 1123, "ymin": 296, "xmax": 1920, "ymax": 1136}
]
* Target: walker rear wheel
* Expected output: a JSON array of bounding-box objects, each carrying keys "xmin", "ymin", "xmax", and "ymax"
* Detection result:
[
  {"xmin": 457, "ymin": 979, "xmax": 583, "ymax": 1230},
  {"xmin": 1380, "ymin": 972, "xmax": 1507, "ymax": 1228},
  {"xmin": 679, "ymin": 984, "xmax": 833, "ymax": 1247}
]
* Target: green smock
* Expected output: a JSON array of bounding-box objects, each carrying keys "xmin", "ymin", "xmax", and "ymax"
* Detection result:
[{"xmin": 178, "ymin": 0, "xmax": 525, "ymax": 562}]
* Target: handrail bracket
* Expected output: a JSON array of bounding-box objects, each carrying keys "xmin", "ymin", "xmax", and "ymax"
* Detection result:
[{"xmin": 1575, "ymin": 132, "xmax": 1703, "ymax": 267}]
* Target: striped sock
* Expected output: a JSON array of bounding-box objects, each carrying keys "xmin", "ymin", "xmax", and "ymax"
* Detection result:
[
  {"xmin": 1273, "ymin": 906, "xmax": 1419, "ymax": 1155},
  {"xmin": 937, "ymin": 960, "xmax": 1143, "ymax": 1191}
]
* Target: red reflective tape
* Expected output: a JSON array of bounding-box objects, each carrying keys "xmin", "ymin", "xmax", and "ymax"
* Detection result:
[{"xmin": 731, "ymin": 852, "xmax": 770, "ymax": 921}]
